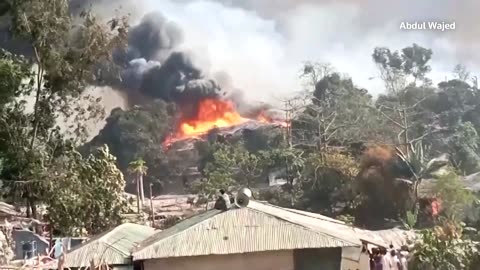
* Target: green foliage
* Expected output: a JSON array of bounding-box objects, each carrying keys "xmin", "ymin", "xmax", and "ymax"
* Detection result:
[
  {"xmin": 0, "ymin": 50, "xmax": 30, "ymax": 108},
  {"xmin": 194, "ymin": 143, "xmax": 238, "ymax": 199},
  {"xmin": 87, "ymin": 100, "xmax": 176, "ymax": 193},
  {"xmin": 297, "ymin": 150, "xmax": 359, "ymax": 214},
  {"xmin": 128, "ymin": 158, "xmax": 148, "ymax": 175},
  {"xmin": 433, "ymin": 172, "xmax": 476, "ymax": 221},
  {"xmin": 195, "ymin": 141, "xmax": 275, "ymax": 197},
  {"xmin": 296, "ymin": 67, "xmax": 386, "ymax": 147},
  {"xmin": 403, "ymin": 206, "xmax": 419, "ymax": 230},
  {"xmin": 448, "ymin": 122, "xmax": 480, "ymax": 174},
  {"xmin": 45, "ymin": 145, "xmax": 128, "ymax": 236},
  {"xmin": 0, "ymin": 0, "xmax": 129, "ymax": 230},
  {"xmin": 410, "ymin": 221, "xmax": 478, "ymax": 270}
]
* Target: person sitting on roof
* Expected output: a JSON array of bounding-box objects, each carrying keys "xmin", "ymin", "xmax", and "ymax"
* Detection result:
[{"xmin": 214, "ymin": 189, "xmax": 231, "ymax": 211}]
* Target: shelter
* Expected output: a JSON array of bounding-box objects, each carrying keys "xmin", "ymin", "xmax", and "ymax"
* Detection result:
[
  {"xmin": 60, "ymin": 223, "xmax": 156, "ymax": 270},
  {"xmin": 132, "ymin": 200, "xmax": 413, "ymax": 270}
]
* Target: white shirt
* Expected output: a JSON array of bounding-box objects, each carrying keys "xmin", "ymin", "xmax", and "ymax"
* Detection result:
[
  {"xmin": 400, "ymin": 257, "xmax": 408, "ymax": 270},
  {"xmin": 383, "ymin": 254, "xmax": 392, "ymax": 270},
  {"xmin": 222, "ymin": 193, "xmax": 231, "ymax": 208},
  {"xmin": 391, "ymin": 256, "xmax": 401, "ymax": 270}
]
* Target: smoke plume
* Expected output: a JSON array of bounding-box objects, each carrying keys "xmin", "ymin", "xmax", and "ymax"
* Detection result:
[
  {"xmin": 2, "ymin": 0, "xmax": 478, "ymax": 136},
  {"xmin": 105, "ymin": 0, "xmax": 478, "ymax": 103}
]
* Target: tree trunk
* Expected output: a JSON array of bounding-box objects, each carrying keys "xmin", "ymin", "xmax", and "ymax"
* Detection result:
[
  {"xmin": 30, "ymin": 200, "xmax": 37, "ymax": 220},
  {"xmin": 26, "ymin": 198, "xmax": 31, "ymax": 218},
  {"xmin": 136, "ymin": 176, "xmax": 141, "ymax": 213},
  {"xmin": 139, "ymin": 174, "xmax": 145, "ymax": 204}
]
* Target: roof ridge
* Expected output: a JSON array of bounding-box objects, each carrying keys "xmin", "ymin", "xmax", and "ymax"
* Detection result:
[
  {"xmin": 260, "ymin": 202, "xmax": 346, "ymax": 225},
  {"xmin": 133, "ymin": 210, "xmax": 223, "ymax": 255},
  {"xmin": 246, "ymin": 206, "xmax": 359, "ymax": 247}
]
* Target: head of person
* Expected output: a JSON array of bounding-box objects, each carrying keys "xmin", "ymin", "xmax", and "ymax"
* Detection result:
[
  {"xmin": 390, "ymin": 250, "xmax": 396, "ymax": 257},
  {"xmin": 389, "ymin": 244, "xmax": 394, "ymax": 249},
  {"xmin": 380, "ymin": 247, "xmax": 387, "ymax": 255},
  {"xmin": 219, "ymin": 189, "xmax": 225, "ymax": 195}
]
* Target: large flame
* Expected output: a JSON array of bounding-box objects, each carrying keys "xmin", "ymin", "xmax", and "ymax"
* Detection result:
[
  {"xmin": 179, "ymin": 99, "xmax": 248, "ymax": 137},
  {"xmin": 163, "ymin": 98, "xmax": 288, "ymax": 148}
]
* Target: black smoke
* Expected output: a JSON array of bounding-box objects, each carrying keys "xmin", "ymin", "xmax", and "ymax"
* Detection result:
[
  {"xmin": 109, "ymin": 11, "xmax": 230, "ymax": 118},
  {"xmin": 0, "ymin": 2, "xmax": 252, "ymax": 118}
]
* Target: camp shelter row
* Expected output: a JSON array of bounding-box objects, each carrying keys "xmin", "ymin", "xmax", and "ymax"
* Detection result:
[{"xmin": 54, "ymin": 200, "xmax": 415, "ymax": 270}]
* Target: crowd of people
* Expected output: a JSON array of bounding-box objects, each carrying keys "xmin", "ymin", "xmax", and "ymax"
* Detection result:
[{"xmin": 367, "ymin": 244, "xmax": 409, "ymax": 270}]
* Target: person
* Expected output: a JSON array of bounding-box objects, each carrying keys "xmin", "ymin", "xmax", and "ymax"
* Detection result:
[
  {"xmin": 360, "ymin": 244, "xmax": 370, "ymax": 270},
  {"xmin": 370, "ymin": 248, "xmax": 377, "ymax": 270},
  {"xmin": 214, "ymin": 189, "xmax": 231, "ymax": 210},
  {"xmin": 390, "ymin": 250, "xmax": 402, "ymax": 270},
  {"xmin": 399, "ymin": 250, "xmax": 409, "ymax": 270},
  {"xmin": 381, "ymin": 247, "xmax": 392, "ymax": 270},
  {"xmin": 373, "ymin": 248, "xmax": 384, "ymax": 270}
]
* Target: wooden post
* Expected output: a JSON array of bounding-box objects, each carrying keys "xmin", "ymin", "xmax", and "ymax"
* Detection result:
[{"xmin": 149, "ymin": 184, "xmax": 154, "ymax": 227}]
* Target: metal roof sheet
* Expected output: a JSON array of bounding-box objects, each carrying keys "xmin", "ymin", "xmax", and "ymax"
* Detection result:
[
  {"xmin": 133, "ymin": 201, "xmax": 362, "ymax": 260},
  {"xmin": 0, "ymin": 202, "xmax": 19, "ymax": 216},
  {"xmin": 63, "ymin": 223, "xmax": 156, "ymax": 267}
]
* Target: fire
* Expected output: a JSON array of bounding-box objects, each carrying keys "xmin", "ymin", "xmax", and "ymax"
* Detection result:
[
  {"xmin": 163, "ymin": 98, "xmax": 289, "ymax": 148},
  {"xmin": 179, "ymin": 99, "xmax": 248, "ymax": 136}
]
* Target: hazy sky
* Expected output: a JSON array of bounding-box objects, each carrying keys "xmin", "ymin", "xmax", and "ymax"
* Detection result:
[{"xmin": 87, "ymin": 0, "xmax": 477, "ymax": 103}]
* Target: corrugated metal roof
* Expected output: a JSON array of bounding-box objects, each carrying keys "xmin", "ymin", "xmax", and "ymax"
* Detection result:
[
  {"xmin": 133, "ymin": 201, "xmax": 362, "ymax": 260},
  {"xmin": 360, "ymin": 228, "xmax": 416, "ymax": 248},
  {"xmin": 63, "ymin": 223, "xmax": 156, "ymax": 267},
  {"xmin": 0, "ymin": 202, "xmax": 19, "ymax": 216}
]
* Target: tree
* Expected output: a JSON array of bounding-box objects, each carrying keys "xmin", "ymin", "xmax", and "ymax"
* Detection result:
[
  {"xmin": 86, "ymin": 100, "xmax": 176, "ymax": 195},
  {"xmin": 295, "ymin": 66, "xmax": 385, "ymax": 151},
  {"xmin": 128, "ymin": 158, "xmax": 148, "ymax": 210},
  {"xmin": 396, "ymin": 141, "xmax": 450, "ymax": 207},
  {"xmin": 453, "ymin": 64, "xmax": 471, "ymax": 83},
  {"xmin": 447, "ymin": 122, "xmax": 480, "ymax": 174},
  {"xmin": 194, "ymin": 143, "xmax": 238, "ymax": 201},
  {"xmin": 0, "ymin": 0, "xmax": 127, "ymax": 217},
  {"xmin": 410, "ymin": 220, "xmax": 478, "ymax": 270},
  {"xmin": 262, "ymin": 146, "xmax": 306, "ymax": 207},
  {"xmin": 433, "ymin": 172, "xmax": 475, "ymax": 221},
  {"xmin": 0, "ymin": 50, "xmax": 29, "ymax": 109},
  {"xmin": 45, "ymin": 145, "xmax": 128, "ymax": 236},
  {"xmin": 297, "ymin": 149, "xmax": 359, "ymax": 215},
  {"xmin": 372, "ymin": 44, "xmax": 435, "ymax": 153}
]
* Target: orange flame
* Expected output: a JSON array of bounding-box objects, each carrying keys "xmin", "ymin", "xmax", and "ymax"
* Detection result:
[
  {"xmin": 179, "ymin": 99, "xmax": 248, "ymax": 137},
  {"xmin": 163, "ymin": 98, "xmax": 288, "ymax": 148}
]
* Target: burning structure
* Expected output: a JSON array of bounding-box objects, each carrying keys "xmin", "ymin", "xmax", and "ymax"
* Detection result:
[{"xmin": 103, "ymin": 10, "xmax": 289, "ymax": 148}]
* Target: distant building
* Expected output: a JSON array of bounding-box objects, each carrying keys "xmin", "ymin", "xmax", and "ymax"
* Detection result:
[{"xmin": 12, "ymin": 229, "xmax": 49, "ymax": 260}]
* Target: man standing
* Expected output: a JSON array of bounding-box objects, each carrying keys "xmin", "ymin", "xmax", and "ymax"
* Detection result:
[{"xmin": 390, "ymin": 250, "xmax": 402, "ymax": 270}]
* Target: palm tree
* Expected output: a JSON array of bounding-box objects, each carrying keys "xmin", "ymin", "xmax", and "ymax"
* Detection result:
[
  {"xmin": 395, "ymin": 141, "xmax": 449, "ymax": 207},
  {"xmin": 128, "ymin": 158, "xmax": 148, "ymax": 211}
]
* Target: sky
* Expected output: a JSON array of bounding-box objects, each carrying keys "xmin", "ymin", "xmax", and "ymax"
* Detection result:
[
  {"xmin": 66, "ymin": 0, "xmax": 480, "ymax": 137},
  {"xmin": 86, "ymin": 0, "xmax": 478, "ymax": 104}
]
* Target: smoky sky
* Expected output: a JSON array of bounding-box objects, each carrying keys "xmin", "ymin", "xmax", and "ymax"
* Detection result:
[
  {"xmin": 2, "ymin": 0, "xmax": 479, "ymax": 109},
  {"xmin": 112, "ymin": 11, "xmax": 228, "ymax": 115}
]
